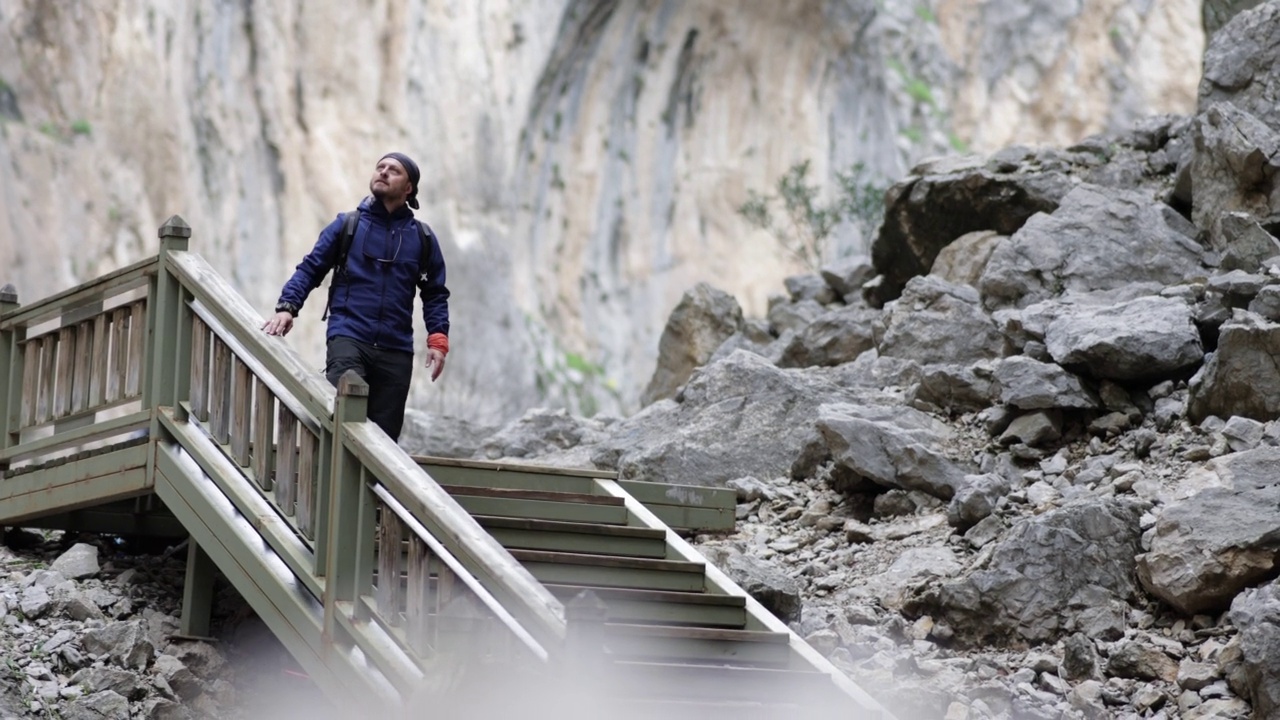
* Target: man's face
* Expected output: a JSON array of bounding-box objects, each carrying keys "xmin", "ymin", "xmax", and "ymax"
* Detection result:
[{"xmin": 369, "ymin": 158, "xmax": 412, "ymax": 204}]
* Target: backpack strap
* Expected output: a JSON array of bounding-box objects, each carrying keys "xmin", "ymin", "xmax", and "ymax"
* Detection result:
[{"xmin": 321, "ymin": 210, "xmax": 360, "ymax": 321}]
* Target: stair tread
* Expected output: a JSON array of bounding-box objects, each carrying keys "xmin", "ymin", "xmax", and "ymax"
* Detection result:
[
  {"xmin": 545, "ymin": 584, "xmax": 745, "ymax": 607},
  {"xmin": 440, "ymin": 484, "xmax": 623, "ymax": 506},
  {"xmin": 473, "ymin": 515, "xmax": 665, "ymax": 539},
  {"xmin": 606, "ymin": 623, "xmax": 788, "ymax": 644},
  {"xmin": 510, "ymin": 549, "xmax": 704, "ymax": 573}
]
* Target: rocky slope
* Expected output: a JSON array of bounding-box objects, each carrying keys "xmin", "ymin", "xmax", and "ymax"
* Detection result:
[{"xmin": 0, "ymin": 0, "xmax": 1203, "ymax": 423}]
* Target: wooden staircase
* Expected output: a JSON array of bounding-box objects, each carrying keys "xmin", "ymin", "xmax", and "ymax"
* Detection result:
[{"xmin": 0, "ymin": 217, "xmax": 892, "ymax": 718}]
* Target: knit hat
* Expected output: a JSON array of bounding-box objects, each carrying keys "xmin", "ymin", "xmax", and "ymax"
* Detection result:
[{"xmin": 380, "ymin": 152, "xmax": 420, "ymax": 209}]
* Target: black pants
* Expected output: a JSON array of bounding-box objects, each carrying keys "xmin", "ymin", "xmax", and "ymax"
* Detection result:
[{"xmin": 324, "ymin": 336, "xmax": 414, "ymax": 441}]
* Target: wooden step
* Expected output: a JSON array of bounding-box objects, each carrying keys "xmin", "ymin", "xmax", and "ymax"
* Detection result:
[
  {"xmin": 443, "ymin": 486, "xmax": 629, "ymax": 525},
  {"xmin": 510, "ymin": 549, "xmax": 706, "ymax": 592},
  {"xmin": 617, "ymin": 698, "xmax": 842, "ymax": 720},
  {"xmin": 474, "ymin": 515, "xmax": 668, "ymax": 558},
  {"xmin": 546, "ymin": 584, "xmax": 747, "ymax": 628},
  {"xmin": 603, "ymin": 624, "xmax": 792, "ymax": 667},
  {"xmin": 606, "ymin": 661, "xmax": 845, "ymax": 705}
]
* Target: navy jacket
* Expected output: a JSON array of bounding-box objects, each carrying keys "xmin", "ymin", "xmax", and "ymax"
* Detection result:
[{"xmin": 277, "ymin": 196, "xmax": 450, "ymax": 353}]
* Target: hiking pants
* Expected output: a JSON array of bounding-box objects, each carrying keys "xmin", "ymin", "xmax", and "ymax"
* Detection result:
[{"xmin": 324, "ymin": 336, "xmax": 414, "ymax": 442}]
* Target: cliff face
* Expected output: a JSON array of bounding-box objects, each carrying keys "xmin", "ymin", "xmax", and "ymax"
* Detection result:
[{"xmin": 0, "ymin": 0, "xmax": 1203, "ymax": 423}]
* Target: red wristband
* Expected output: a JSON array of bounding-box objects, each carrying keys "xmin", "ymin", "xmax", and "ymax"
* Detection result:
[{"xmin": 427, "ymin": 333, "xmax": 449, "ymax": 356}]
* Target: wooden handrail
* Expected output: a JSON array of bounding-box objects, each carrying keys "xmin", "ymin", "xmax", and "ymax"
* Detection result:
[
  {"xmin": 345, "ymin": 422, "xmax": 567, "ymax": 650},
  {"xmin": 166, "ymin": 251, "xmax": 335, "ymax": 424},
  {"xmin": 0, "ymin": 256, "xmax": 158, "ymax": 330}
]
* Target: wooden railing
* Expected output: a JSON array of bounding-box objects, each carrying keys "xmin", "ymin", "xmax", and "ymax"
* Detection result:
[{"xmin": 0, "ymin": 259, "xmax": 157, "ymax": 470}]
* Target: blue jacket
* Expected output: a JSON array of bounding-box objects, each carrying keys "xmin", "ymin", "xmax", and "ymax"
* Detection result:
[{"xmin": 277, "ymin": 196, "xmax": 450, "ymax": 353}]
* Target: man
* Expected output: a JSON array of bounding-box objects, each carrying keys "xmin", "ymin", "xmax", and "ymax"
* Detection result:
[{"xmin": 263, "ymin": 152, "xmax": 450, "ymax": 441}]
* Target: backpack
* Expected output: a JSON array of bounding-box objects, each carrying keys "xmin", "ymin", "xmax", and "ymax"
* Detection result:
[{"xmin": 321, "ymin": 209, "xmax": 437, "ymax": 320}]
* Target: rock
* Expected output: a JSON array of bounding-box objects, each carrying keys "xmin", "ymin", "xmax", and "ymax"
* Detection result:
[
  {"xmin": 1043, "ymin": 296, "xmax": 1203, "ymax": 381},
  {"xmin": 872, "ymin": 158, "xmax": 1071, "ymax": 300},
  {"xmin": 19, "ymin": 585, "xmax": 52, "ymax": 618},
  {"xmin": 477, "ymin": 408, "xmax": 613, "ymax": 464},
  {"xmin": 776, "ymin": 305, "xmax": 879, "ymax": 368},
  {"xmin": 1189, "ymin": 312, "xmax": 1280, "ymax": 422},
  {"xmin": 1191, "ymin": 102, "xmax": 1280, "ymax": 244},
  {"xmin": 930, "ymin": 230, "xmax": 1005, "ymax": 288},
  {"xmin": 1177, "ymin": 660, "xmax": 1220, "ymax": 692},
  {"xmin": 1213, "ymin": 212, "xmax": 1280, "ymax": 273},
  {"xmin": 724, "ymin": 554, "xmax": 802, "ymax": 623},
  {"xmin": 1063, "ymin": 633, "xmax": 1099, "ymax": 681},
  {"xmin": 50, "ymin": 543, "xmax": 100, "ymax": 580},
  {"xmin": 979, "ymin": 184, "xmax": 1205, "ymax": 309},
  {"xmin": 903, "ymin": 498, "xmax": 1145, "ymax": 646},
  {"xmin": 594, "ymin": 350, "xmax": 890, "ymax": 486},
  {"xmin": 768, "ymin": 297, "xmax": 826, "ymax": 336},
  {"xmin": 850, "ymin": 547, "xmax": 965, "ymax": 611},
  {"xmin": 1248, "ymin": 284, "xmax": 1280, "ymax": 320},
  {"xmin": 1137, "ymin": 485, "xmax": 1280, "ymax": 614},
  {"xmin": 877, "ymin": 275, "xmax": 1008, "ymax": 365},
  {"xmin": 819, "ymin": 254, "xmax": 876, "ymax": 297},
  {"xmin": 68, "ymin": 667, "xmax": 143, "ymax": 701},
  {"xmin": 911, "ymin": 362, "xmax": 998, "ymax": 414},
  {"xmin": 1227, "ymin": 580, "xmax": 1280, "ymax": 716},
  {"xmin": 152, "ymin": 655, "xmax": 200, "ymax": 701},
  {"xmin": 1201, "ymin": 445, "xmax": 1280, "ymax": 489},
  {"xmin": 398, "ymin": 410, "xmax": 497, "ymax": 459},
  {"xmin": 640, "ymin": 283, "xmax": 744, "ymax": 406},
  {"xmin": 63, "ymin": 690, "xmax": 130, "ymax": 720},
  {"xmin": 813, "ymin": 402, "xmax": 972, "ymax": 500},
  {"xmin": 947, "ymin": 474, "xmax": 1011, "ymax": 530},
  {"xmin": 999, "ymin": 410, "xmax": 1063, "ymax": 448},
  {"xmin": 1200, "ymin": 2, "xmax": 1280, "ymax": 129},
  {"xmin": 1222, "ymin": 415, "xmax": 1265, "ymax": 451},
  {"xmin": 994, "ymin": 356, "xmax": 1099, "ymax": 410},
  {"xmin": 784, "ymin": 274, "xmax": 837, "ymax": 305},
  {"xmin": 1107, "ymin": 636, "xmax": 1180, "ymax": 682},
  {"xmin": 81, "ymin": 620, "xmax": 155, "ymax": 670}
]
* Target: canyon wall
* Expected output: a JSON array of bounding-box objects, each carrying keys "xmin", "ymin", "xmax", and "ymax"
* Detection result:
[{"xmin": 0, "ymin": 0, "xmax": 1203, "ymax": 423}]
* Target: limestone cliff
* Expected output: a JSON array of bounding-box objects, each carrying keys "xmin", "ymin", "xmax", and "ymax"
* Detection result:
[{"xmin": 0, "ymin": 0, "xmax": 1203, "ymax": 423}]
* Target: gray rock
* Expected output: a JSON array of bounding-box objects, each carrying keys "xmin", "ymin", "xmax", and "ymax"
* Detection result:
[
  {"xmin": 1000, "ymin": 410, "xmax": 1063, "ymax": 448},
  {"xmin": 50, "ymin": 543, "xmax": 100, "ymax": 581},
  {"xmin": 930, "ymin": 230, "xmax": 1005, "ymax": 288},
  {"xmin": 399, "ymin": 410, "xmax": 497, "ymax": 459},
  {"xmin": 979, "ymin": 184, "xmax": 1205, "ymax": 309},
  {"xmin": 767, "ymin": 297, "xmax": 825, "ymax": 336},
  {"xmin": 828, "ymin": 351, "xmax": 922, "ymax": 390},
  {"xmin": 1062, "ymin": 633, "xmax": 1099, "ymax": 681},
  {"xmin": 19, "ymin": 585, "xmax": 51, "ymax": 618},
  {"xmin": 1200, "ymin": 2, "xmax": 1280, "ymax": 127},
  {"xmin": 594, "ymin": 350, "xmax": 887, "ymax": 485},
  {"xmin": 878, "ymin": 275, "xmax": 1008, "ymax": 365},
  {"xmin": 813, "ymin": 402, "xmax": 972, "ymax": 500},
  {"xmin": 1188, "ymin": 312, "xmax": 1280, "ymax": 422},
  {"xmin": 1227, "ymin": 579, "xmax": 1280, "ymax": 716},
  {"xmin": 947, "ymin": 473, "xmax": 1011, "ymax": 530},
  {"xmin": 152, "ymin": 654, "xmax": 201, "ymax": 700},
  {"xmin": 994, "ymin": 356, "xmax": 1099, "ymax": 410},
  {"xmin": 1213, "ymin": 212, "xmax": 1280, "ymax": 272},
  {"xmin": 784, "ymin": 274, "xmax": 837, "ymax": 305},
  {"xmin": 63, "ymin": 690, "xmax": 130, "ymax": 720},
  {"xmin": 477, "ymin": 408, "xmax": 613, "ymax": 463},
  {"xmin": 776, "ymin": 305, "xmax": 879, "ymax": 368},
  {"xmin": 1137, "ymin": 485, "xmax": 1280, "ymax": 614},
  {"xmin": 1248, "ymin": 284, "xmax": 1280, "ymax": 320},
  {"xmin": 819, "ymin": 254, "xmax": 876, "ymax": 297},
  {"xmin": 1207, "ymin": 269, "xmax": 1270, "ymax": 304},
  {"xmin": 903, "ymin": 498, "xmax": 1145, "ymax": 646},
  {"xmin": 1222, "ymin": 415, "xmax": 1266, "ymax": 451},
  {"xmin": 1178, "ymin": 660, "xmax": 1220, "ymax": 692},
  {"xmin": 911, "ymin": 362, "xmax": 998, "ymax": 414},
  {"xmin": 68, "ymin": 666, "xmax": 143, "ymax": 700},
  {"xmin": 1043, "ymin": 296, "xmax": 1202, "ymax": 381},
  {"xmin": 1107, "ymin": 637, "xmax": 1180, "ymax": 682},
  {"xmin": 1191, "ymin": 103, "xmax": 1280, "ymax": 243},
  {"xmin": 1202, "ymin": 445, "xmax": 1280, "ymax": 489},
  {"xmin": 641, "ymin": 283, "xmax": 744, "ymax": 406},
  {"xmin": 724, "ymin": 554, "xmax": 802, "ymax": 623},
  {"xmin": 81, "ymin": 620, "xmax": 155, "ymax": 670}
]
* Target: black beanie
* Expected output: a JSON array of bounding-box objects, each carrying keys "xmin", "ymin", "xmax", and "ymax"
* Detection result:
[{"xmin": 380, "ymin": 152, "xmax": 421, "ymax": 209}]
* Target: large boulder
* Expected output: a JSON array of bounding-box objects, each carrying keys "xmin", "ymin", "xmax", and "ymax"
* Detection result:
[
  {"xmin": 979, "ymin": 184, "xmax": 1206, "ymax": 309},
  {"xmin": 871, "ymin": 154, "xmax": 1072, "ymax": 301},
  {"xmin": 640, "ymin": 283, "xmax": 744, "ymax": 406},
  {"xmin": 1188, "ymin": 311, "xmax": 1280, "ymax": 422},
  {"xmin": 929, "ymin": 230, "xmax": 1005, "ymax": 288},
  {"xmin": 1228, "ymin": 579, "xmax": 1280, "ymax": 717},
  {"xmin": 904, "ymin": 498, "xmax": 1146, "ymax": 647},
  {"xmin": 1136, "ymin": 484, "xmax": 1280, "ymax": 615},
  {"xmin": 592, "ymin": 350, "xmax": 890, "ymax": 486},
  {"xmin": 1200, "ymin": 2, "xmax": 1280, "ymax": 125},
  {"xmin": 877, "ymin": 275, "xmax": 1008, "ymax": 365},
  {"xmin": 993, "ymin": 356, "xmax": 1100, "ymax": 410},
  {"xmin": 806, "ymin": 402, "xmax": 973, "ymax": 500},
  {"xmin": 475, "ymin": 408, "xmax": 615, "ymax": 465},
  {"xmin": 1190, "ymin": 102, "xmax": 1280, "ymax": 247},
  {"xmin": 1043, "ymin": 295, "xmax": 1203, "ymax": 381}
]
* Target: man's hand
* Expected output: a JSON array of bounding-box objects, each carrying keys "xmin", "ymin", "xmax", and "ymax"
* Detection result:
[
  {"xmin": 425, "ymin": 348, "xmax": 446, "ymax": 381},
  {"xmin": 262, "ymin": 311, "xmax": 294, "ymax": 337}
]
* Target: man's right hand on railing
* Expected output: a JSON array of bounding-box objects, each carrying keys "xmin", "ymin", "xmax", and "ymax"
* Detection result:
[{"xmin": 262, "ymin": 310, "xmax": 294, "ymax": 337}]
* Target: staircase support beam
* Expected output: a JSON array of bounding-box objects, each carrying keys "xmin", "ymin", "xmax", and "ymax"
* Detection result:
[{"xmin": 180, "ymin": 540, "xmax": 216, "ymax": 638}]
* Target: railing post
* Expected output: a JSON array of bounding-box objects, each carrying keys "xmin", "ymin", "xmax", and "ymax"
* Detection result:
[
  {"xmin": 0, "ymin": 284, "xmax": 19, "ymax": 469},
  {"xmin": 147, "ymin": 215, "xmax": 192, "ymax": 415},
  {"xmin": 322, "ymin": 371, "xmax": 373, "ymax": 649}
]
